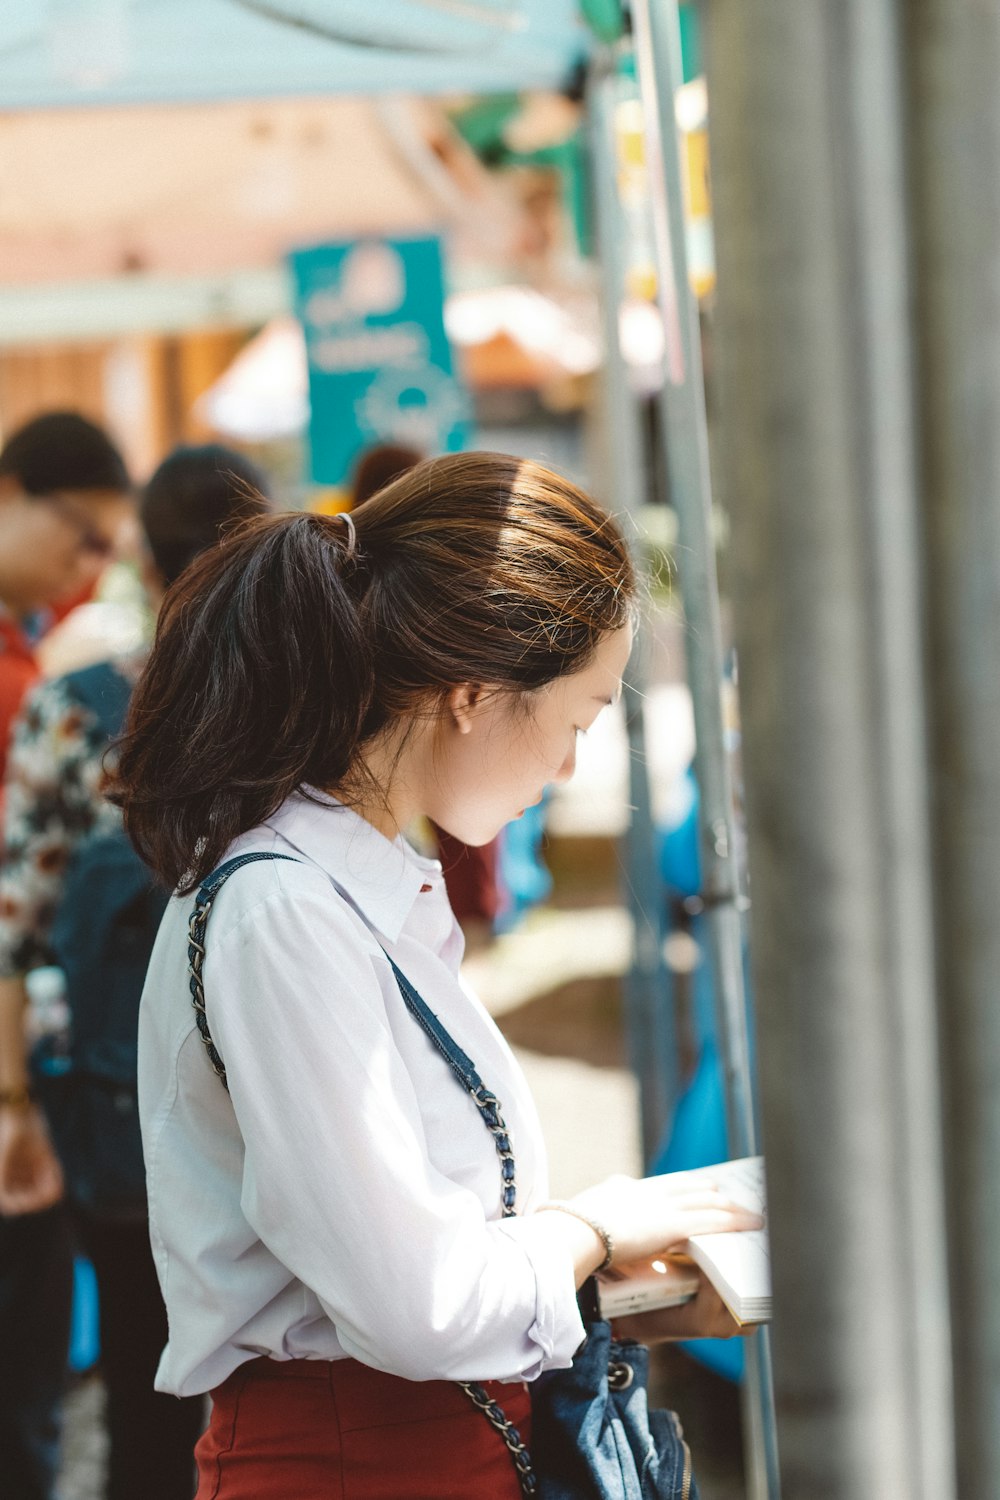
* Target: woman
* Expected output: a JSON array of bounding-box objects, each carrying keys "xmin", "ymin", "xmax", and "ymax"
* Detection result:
[
  {"xmin": 0, "ymin": 444, "xmax": 271, "ymax": 1500},
  {"xmin": 114, "ymin": 453, "xmax": 759, "ymax": 1498}
]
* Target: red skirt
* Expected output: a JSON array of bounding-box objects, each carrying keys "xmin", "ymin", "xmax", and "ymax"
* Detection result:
[{"xmin": 194, "ymin": 1356, "xmax": 532, "ymax": 1499}]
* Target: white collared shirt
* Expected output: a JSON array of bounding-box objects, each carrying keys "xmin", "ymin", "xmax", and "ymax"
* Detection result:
[{"xmin": 138, "ymin": 791, "xmax": 585, "ymax": 1397}]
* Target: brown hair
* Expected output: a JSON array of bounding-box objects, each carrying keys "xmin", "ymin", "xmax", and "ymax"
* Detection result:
[{"xmin": 113, "ymin": 452, "xmax": 634, "ymax": 892}]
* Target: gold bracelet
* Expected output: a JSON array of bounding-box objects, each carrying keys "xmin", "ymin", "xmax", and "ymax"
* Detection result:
[
  {"xmin": 540, "ymin": 1202, "xmax": 614, "ymax": 1270},
  {"xmin": 0, "ymin": 1085, "xmax": 34, "ymax": 1112}
]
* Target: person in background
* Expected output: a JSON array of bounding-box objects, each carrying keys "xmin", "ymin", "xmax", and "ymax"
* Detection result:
[
  {"xmin": 351, "ymin": 441, "xmax": 424, "ymax": 508},
  {"xmin": 0, "ymin": 412, "xmax": 133, "ymax": 771},
  {"xmin": 0, "ymin": 444, "xmax": 272, "ymax": 1500},
  {"xmin": 0, "ymin": 410, "xmax": 132, "ymax": 1500},
  {"xmin": 353, "ymin": 442, "xmax": 503, "ymax": 943}
]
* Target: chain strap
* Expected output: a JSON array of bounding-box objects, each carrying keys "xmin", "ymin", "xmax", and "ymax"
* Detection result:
[
  {"xmin": 383, "ymin": 959, "xmax": 521, "ymax": 1216},
  {"xmin": 452, "ymin": 1090, "xmax": 536, "ymax": 1496},
  {"xmin": 188, "ymin": 894, "xmax": 227, "ymax": 1087},
  {"xmin": 188, "ymin": 853, "xmax": 298, "ymax": 1090},
  {"xmin": 188, "ymin": 851, "xmax": 539, "ymax": 1498},
  {"xmin": 469, "ymin": 1085, "xmax": 518, "ymax": 1214},
  {"xmin": 381, "ymin": 958, "xmax": 539, "ymax": 1491},
  {"xmin": 459, "ymin": 1377, "xmax": 538, "ymax": 1497}
]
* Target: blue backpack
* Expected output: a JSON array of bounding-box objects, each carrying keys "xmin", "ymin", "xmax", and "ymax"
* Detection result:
[{"xmin": 32, "ymin": 660, "xmax": 168, "ymax": 1220}]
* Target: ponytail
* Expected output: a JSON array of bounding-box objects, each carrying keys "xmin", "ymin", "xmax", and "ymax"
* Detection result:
[
  {"xmin": 113, "ymin": 513, "xmax": 370, "ymax": 891},
  {"xmin": 113, "ymin": 453, "xmax": 635, "ymax": 893}
]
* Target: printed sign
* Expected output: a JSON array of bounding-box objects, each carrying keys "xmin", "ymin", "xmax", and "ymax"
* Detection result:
[{"xmin": 289, "ymin": 235, "xmax": 470, "ymax": 486}]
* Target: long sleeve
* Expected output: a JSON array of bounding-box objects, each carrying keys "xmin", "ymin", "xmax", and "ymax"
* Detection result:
[{"xmin": 200, "ymin": 875, "xmax": 584, "ymax": 1384}]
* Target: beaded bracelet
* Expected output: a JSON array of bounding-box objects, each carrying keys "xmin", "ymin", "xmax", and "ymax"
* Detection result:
[{"xmin": 540, "ymin": 1202, "xmax": 614, "ymax": 1270}]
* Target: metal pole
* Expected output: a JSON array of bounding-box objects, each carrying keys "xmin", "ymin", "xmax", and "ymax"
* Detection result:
[
  {"xmin": 627, "ymin": 4, "xmax": 780, "ymax": 1497},
  {"xmin": 588, "ymin": 57, "xmax": 678, "ymax": 1161},
  {"xmin": 904, "ymin": 6, "xmax": 1000, "ymax": 1495},
  {"xmin": 704, "ymin": 3, "xmax": 953, "ymax": 1497}
]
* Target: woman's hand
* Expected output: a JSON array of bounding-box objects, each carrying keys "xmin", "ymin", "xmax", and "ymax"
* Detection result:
[
  {"xmin": 609, "ymin": 1267, "xmax": 750, "ymax": 1345},
  {"xmin": 533, "ymin": 1170, "xmax": 764, "ymax": 1289},
  {"xmin": 568, "ymin": 1170, "xmax": 763, "ymax": 1267}
]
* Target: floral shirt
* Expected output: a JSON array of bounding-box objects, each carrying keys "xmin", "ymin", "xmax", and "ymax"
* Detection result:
[{"xmin": 0, "ymin": 658, "xmax": 141, "ymax": 977}]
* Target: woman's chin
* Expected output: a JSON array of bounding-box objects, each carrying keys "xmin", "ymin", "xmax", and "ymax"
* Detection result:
[{"xmin": 437, "ymin": 819, "xmax": 505, "ymax": 848}]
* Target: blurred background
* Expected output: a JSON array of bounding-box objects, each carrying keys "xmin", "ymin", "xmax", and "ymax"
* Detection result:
[{"xmin": 2, "ymin": 4, "xmax": 998, "ymax": 1500}]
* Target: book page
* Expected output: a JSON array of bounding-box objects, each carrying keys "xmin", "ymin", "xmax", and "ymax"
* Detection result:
[
  {"xmin": 686, "ymin": 1156, "xmax": 771, "ymax": 1323},
  {"xmin": 595, "ymin": 1156, "xmax": 771, "ymax": 1322}
]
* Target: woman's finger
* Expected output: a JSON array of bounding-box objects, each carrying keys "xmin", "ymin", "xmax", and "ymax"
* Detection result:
[
  {"xmin": 641, "ymin": 1182, "xmax": 758, "ymax": 1218},
  {"xmin": 655, "ymin": 1188, "xmax": 757, "ymax": 1214},
  {"xmin": 657, "ymin": 1205, "xmax": 764, "ymax": 1245}
]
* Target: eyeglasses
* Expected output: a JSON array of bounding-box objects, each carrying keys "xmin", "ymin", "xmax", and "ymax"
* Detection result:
[{"xmin": 40, "ymin": 493, "xmax": 118, "ymax": 561}]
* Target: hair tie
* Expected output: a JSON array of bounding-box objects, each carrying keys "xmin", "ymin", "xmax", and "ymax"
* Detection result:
[{"xmin": 339, "ymin": 511, "xmax": 357, "ymax": 559}]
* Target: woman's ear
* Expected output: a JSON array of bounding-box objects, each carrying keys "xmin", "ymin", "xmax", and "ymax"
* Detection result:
[{"xmin": 445, "ymin": 683, "xmax": 487, "ymax": 735}]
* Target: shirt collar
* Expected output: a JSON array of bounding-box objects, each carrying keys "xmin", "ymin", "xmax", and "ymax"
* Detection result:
[{"xmin": 263, "ymin": 789, "xmax": 440, "ymax": 943}]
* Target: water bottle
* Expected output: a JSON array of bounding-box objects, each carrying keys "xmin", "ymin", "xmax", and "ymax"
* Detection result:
[{"xmin": 26, "ymin": 965, "xmax": 72, "ymax": 1075}]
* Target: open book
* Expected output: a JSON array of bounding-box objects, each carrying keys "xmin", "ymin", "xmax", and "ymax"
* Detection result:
[{"xmin": 596, "ymin": 1156, "xmax": 771, "ymax": 1326}]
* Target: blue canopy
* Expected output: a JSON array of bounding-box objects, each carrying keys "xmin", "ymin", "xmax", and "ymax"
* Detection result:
[{"xmin": 0, "ymin": 0, "xmax": 588, "ymax": 110}]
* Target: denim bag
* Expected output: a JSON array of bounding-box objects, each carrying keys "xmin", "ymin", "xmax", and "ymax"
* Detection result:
[
  {"xmin": 188, "ymin": 852, "xmax": 696, "ymax": 1500},
  {"xmin": 531, "ymin": 1320, "xmax": 695, "ymax": 1499}
]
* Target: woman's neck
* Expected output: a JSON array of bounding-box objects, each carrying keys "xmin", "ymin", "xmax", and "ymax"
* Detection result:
[{"xmin": 335, "ymin": 722, "xmax": 428, "ymax": 842}]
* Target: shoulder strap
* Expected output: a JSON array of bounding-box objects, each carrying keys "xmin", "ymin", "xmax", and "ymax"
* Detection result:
[
  {"xmin": 187, "ymin": 852, "xmax": 300, "ymax": 1090},
  {"xmin": 187, "ymin": 850, "xmax": 517, "ymax": 1215},
  {"xmin": 386, "ymin": 958, "xmax": 517, "ymax": 1215}
]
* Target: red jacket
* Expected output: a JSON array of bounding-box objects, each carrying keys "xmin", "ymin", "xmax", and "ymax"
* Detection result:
[{"xmin": 0, "ymin": 614, "xmax": 39, "ymax": 785}]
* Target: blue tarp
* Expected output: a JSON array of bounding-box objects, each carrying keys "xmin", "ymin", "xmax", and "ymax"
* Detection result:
[{"xmin": 653, "ymin": 767, "xmax": 752, "ymax": 1383}]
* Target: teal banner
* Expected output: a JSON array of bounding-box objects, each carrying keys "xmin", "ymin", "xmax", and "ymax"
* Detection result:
[{"xmin": 289, "ymin": 235, "xmax": 470, "ymax": 487}]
